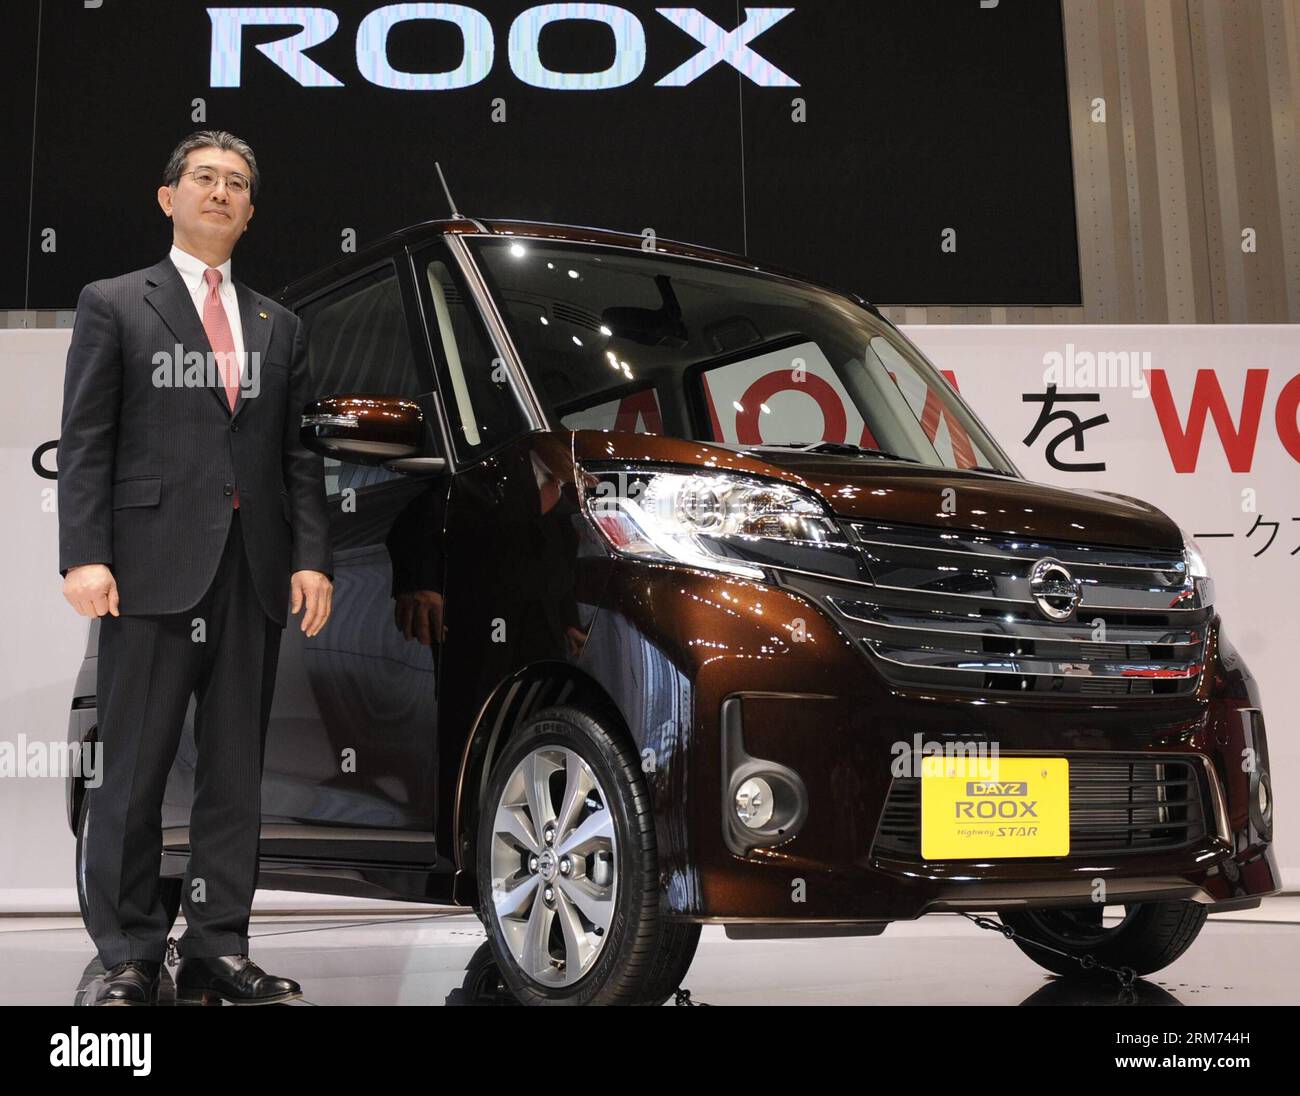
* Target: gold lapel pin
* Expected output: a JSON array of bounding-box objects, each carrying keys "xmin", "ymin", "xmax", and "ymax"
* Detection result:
[{"xmin": 259, "ymin": 311, "xmax": 268, "ymax": 319}]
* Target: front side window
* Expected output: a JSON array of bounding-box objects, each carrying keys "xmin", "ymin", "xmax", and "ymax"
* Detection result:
[{"xmin": 469, "ymin": 238, "xmax": 1012, "ymax": 473}]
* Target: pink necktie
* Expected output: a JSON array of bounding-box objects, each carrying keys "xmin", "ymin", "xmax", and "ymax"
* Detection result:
[{"xmin": 202, "ymin": 267, "xmax": 240, "ymax": 508}]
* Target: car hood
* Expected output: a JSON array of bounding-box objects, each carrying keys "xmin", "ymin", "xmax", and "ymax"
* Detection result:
[{"xmin": 571, "ymin": 431, "xmax": 1183, "ymax": 551}]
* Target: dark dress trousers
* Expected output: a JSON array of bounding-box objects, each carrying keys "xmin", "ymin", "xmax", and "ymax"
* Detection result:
[{"xmin": 58, "ymin": 255, "xmax": 332, "ymax": 966}]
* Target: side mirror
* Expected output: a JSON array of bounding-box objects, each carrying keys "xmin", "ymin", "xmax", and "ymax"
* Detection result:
[{"xmin": 300, "ymin": 395, "xmax": 446, "ymax": 475}]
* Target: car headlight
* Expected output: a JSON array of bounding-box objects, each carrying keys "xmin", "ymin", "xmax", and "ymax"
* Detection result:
[
  {"xmin": 579, "ymin": 466, "xmax": 852, "ymax": 580},
  {"xmin": 1180, "ymin": 527, "xmax": 1215, "ymax": 606},
  {"xmin": 1181, "ymin": 528, "xmax": 1211, "ymax": 579}
]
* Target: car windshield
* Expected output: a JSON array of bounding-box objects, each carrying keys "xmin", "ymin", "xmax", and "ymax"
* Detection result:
[{"xmin": 469, "ymin": 237, "xmax": 1015, "ymax": 473}]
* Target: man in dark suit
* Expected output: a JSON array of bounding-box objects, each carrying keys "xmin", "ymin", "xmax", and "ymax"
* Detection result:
[{"xmin": 58, "ymin": 130, "xmax": 334, "ymax": 1006}]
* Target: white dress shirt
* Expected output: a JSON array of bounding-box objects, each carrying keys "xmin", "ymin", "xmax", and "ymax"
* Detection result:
[{"xmin": 169, "ymin": 243, "xmax": 245, "ymax": 385}]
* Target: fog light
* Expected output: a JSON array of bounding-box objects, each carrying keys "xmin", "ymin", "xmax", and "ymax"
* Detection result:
[
  {"xmin": 736, "ymin": 777, "xmax": 774, "ymax": 829},
  {"xmin": 720, "ymin": 697, "xmax": 810, "ymax": 853},
  {"xmin": 1248, "ymin": 767, "xmax": 1273, "ymax": 840}
]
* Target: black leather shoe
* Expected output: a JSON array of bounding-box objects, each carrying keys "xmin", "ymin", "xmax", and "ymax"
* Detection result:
[
  {"xmin": 83, "ymin": 960, "xmax": 161, "ymax": 1006},
  {"xmin": 174, "ymin": 954, "xmax": 302, "ymax": 1005}
]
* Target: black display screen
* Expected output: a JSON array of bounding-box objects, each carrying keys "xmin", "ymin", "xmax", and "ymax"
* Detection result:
[{"xmin": 7, "ymin": 0, "xmax": 1079, "ymax": 309}]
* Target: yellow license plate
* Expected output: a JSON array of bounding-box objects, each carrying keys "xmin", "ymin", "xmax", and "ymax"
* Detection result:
[{"xmin": 920, "ymin": 756, "xmax": 1069, "ymax": 859}]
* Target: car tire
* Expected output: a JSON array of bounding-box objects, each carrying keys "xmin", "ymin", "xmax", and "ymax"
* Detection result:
[
  {"xmin": 1000, "ymin": 900, "xmax": 1208, "ymax": 978},
  {"xmin": 636, "ymin": 919, "xmax": 703, "ymax": 1005},
  {"xmin": 75, "ymin": 791, "xmax": 182, "ymax": 938},
  {"xmin": 475, "ymin": 704, "xmax": 695, "ymax": 1005}
]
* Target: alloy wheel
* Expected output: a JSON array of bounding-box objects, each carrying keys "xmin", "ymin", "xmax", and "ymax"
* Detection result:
[{"xmin": 488, "ymin": 745, "xmax": 618, "ymax": 987}]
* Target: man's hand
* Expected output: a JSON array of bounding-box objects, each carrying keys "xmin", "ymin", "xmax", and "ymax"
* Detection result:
[
  {"xmin": 394, "ymin": 589, "xmax": 446, "ymax": 646},
  {"xmin": 565, "ymin": 625, "xmax": 588, "ymax": 660},
  {"xmin": 290, "ymin": 570, "xmax": 333, "ymax": 636},
  {"xmin": 63, "ymin": 564, "xmax": 119, "ymax": 618}
]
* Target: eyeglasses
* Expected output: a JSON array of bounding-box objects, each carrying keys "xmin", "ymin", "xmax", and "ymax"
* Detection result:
[{"xmin": 180, "ymin": 167, "xmax": 252, "ymax": 195}]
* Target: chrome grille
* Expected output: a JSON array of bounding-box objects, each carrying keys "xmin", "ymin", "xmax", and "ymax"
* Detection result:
[
  {"xmin": 777, "ymin": 522, "xmax": 1210, "ymax": 696},
  {"xmin": 873, "ymin": 757, "xmax": 1207, "ymax": 859}
]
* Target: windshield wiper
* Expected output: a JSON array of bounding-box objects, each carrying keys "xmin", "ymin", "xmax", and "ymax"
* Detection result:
[{"xmin": 761, "ymin": 441, "xmax": 923, "ymax": 463}]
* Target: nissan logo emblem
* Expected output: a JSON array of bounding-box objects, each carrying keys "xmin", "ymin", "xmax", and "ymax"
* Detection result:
[{"xmin": 1029, "ymin": 557, "xmax": 1082, "ymax": 621}]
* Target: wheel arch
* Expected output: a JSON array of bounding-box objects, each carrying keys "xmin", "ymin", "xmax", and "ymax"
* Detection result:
[{"xmin": 451, "ymin": 661, "xmax": 637, "ymax": 889}]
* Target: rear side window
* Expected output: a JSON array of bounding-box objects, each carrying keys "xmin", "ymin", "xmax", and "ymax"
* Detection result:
[
  {"xmin": 297, "ymin": 262, "xmax": 429, "ymax": 499},
  {"xmin": 299, "ymin": 263, "xmax": 424, "ymax": 398}
]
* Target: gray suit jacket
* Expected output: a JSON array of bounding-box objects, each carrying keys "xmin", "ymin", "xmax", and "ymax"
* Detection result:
[{"xmin": 57, "ymin": 255, "xmax": 333, "ymax": 626}]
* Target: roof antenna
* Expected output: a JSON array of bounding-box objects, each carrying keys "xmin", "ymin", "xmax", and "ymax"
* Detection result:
[{"xmin": 435, "ymin": 162, "xmax": 465, "ymax": 220}]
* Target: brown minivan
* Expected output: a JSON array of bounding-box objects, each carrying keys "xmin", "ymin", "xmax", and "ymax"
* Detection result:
[{"xmin": 67, "ymin": 219, "xmax": 1279, "ymax": 1005}]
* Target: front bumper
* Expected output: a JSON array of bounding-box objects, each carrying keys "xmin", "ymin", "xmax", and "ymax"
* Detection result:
[
  {"xmin": 581, "ymin": 561, "xmax": 1280, "ymax": 923},
  {"xmin": 694, "ymin": 695, "xmax": 1278, "ymax": 923}
]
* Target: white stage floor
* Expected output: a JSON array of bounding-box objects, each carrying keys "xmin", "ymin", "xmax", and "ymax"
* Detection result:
[{"xmin": 2, "ymin": 897, "xmax": 1296, "ymax": 1006}]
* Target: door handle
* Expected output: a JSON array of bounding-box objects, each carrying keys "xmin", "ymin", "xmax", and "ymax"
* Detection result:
[{"xmin": 382, "ymin": 457, "xmax": 447, "ymax": 476}]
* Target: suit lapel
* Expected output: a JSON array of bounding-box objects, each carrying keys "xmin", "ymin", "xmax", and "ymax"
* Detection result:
[
  {"xmin": 232, "ymin": 280, "xmax": 274, "ymax": 423},
  {"xmin": 143, "ymin": 257, "xmax": 275, "ymax": 421}
]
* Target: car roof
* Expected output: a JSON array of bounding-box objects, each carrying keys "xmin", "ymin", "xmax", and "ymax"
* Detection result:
[{"xmin": 274, "ymin": 217, "xmax": 874, "ymax": 309}]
